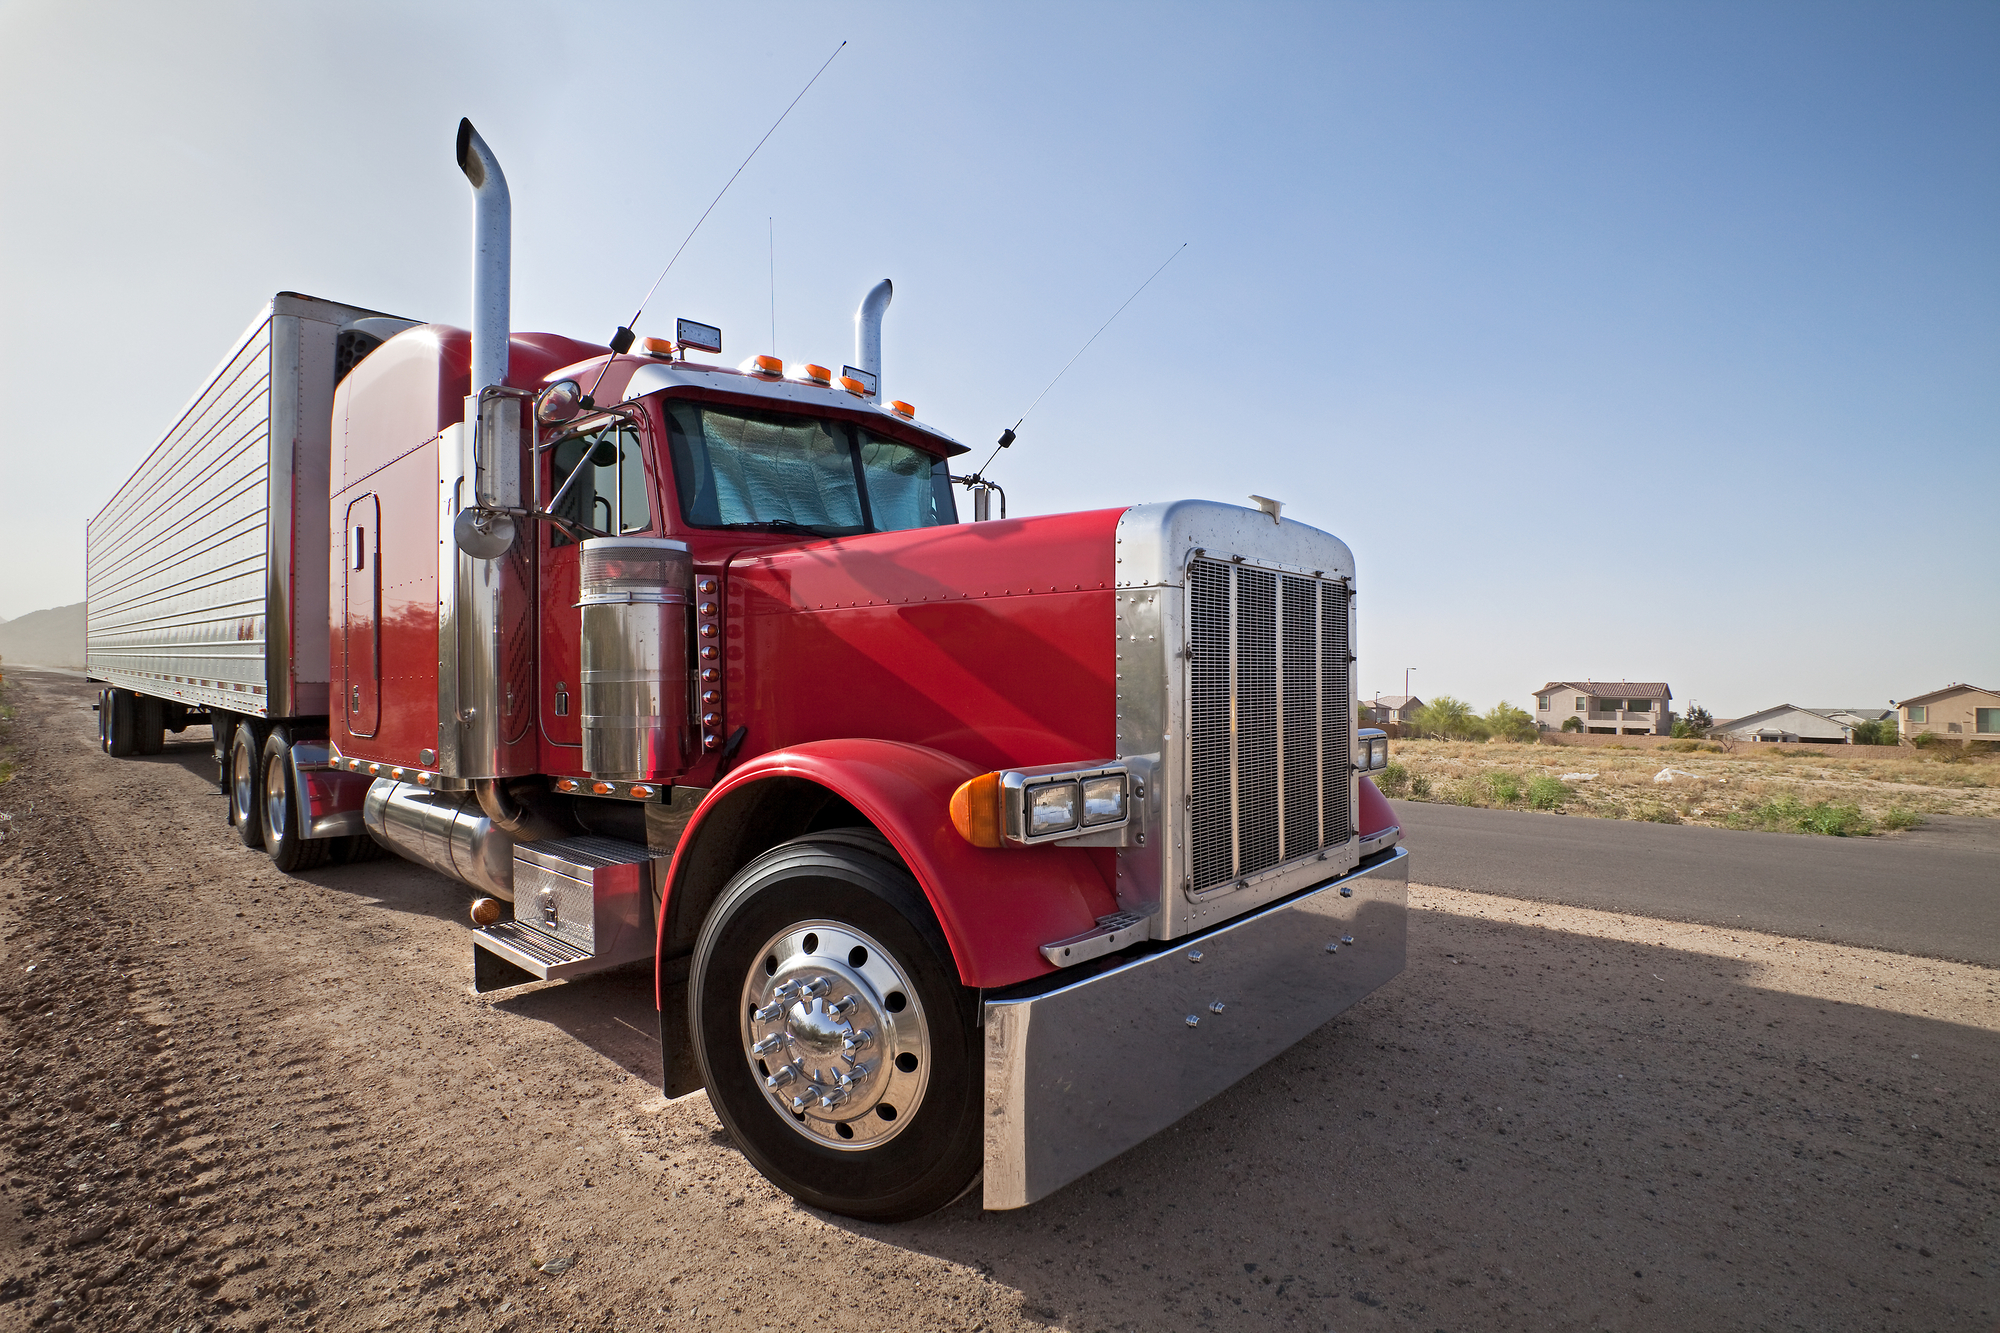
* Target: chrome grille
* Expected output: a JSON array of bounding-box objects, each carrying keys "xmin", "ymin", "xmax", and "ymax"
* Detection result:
[{"xmin": 1186, "ymin": 557, "xmax": 1353, "ymax": 894}]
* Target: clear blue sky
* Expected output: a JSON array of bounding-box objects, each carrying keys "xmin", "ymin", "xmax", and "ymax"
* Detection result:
[{"xmin": 1, "ymin": 1, "xmax": 1992, "ymax": 717}]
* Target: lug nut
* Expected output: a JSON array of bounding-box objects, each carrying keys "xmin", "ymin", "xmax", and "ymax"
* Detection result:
[
  {"xmin": 818, "ymin": 1088, "xmax": 850, "ymax": 1109},
  {"xmin": 753, "ymin": 1002, "xmax": 786, "ymax": 1022},
  {"xmin": 829, "ymin": 995, "xmax": 858, "ymax": 1017},
  {"xmin": 750, "ymin": 1034, "xmax": 785, "ymax": 1055},
  {"xmin": 837, "ymin": 1062, "xmax": 874, "ymax": 1087},
  {"xmin": 773, "ymin": 980, "xmax": 804, "ymax": 999},
  {"xmin": 1185, "ymin": 1015, "xmax": 1200, "ymax": 1028},
  {"xmin": 802, "ymin": 977, "xmax": 831, "ymax": 999},
  {"xmin": 842, "ymin": 1028, "xmax": 875, "ymax": 1052},
  {"xmin": 765, "ymin": 1064, "xmax": 800, "ymax": 1090},
  {"xmin": 1209, "ymin": 1000, "xmax": 1225, "ymax": 1014}
]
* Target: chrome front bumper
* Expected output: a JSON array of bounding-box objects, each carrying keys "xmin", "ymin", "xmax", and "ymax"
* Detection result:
[{"xmin": 981, "ymin": 845, "xmax": 1408, "ymax": 1209}]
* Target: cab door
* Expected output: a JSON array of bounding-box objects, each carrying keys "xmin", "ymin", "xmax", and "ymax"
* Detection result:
[
  {"xmin": 537, "ymin": 419, "xmax": 656, "ymax": 752},
  {"xmin": 342, "ymin": 494, "xmax": 380, "ymax": 737}
]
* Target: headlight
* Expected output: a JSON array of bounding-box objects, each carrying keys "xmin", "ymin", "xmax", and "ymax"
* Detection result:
[
  {"xmin": 1357, "ymin": 728, "xmax": 1390, "ymax": 771},
  {"xmin": 1028, "ymin": 782, "xmax": 1080, "ymax": 836},
  {"xmin": 1371, "ymin": 736, "xmax": 1390, "ymax": 769},
  {"xmin": 954, "ymin": 762, "xmax": 1137, "ymax": 847},
  {"xmin": 1080, "ymin": 774, "xmax": 1126, "ymax": 826}
]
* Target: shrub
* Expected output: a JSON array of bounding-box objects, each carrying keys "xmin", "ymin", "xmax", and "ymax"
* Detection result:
[
  {"xmin": 1850, "ymin": 719, "xmax": 1899, "ymax": 746},
  {"xmin": 1486, "ymin": 771, "xmax": 1522, "ymax": 803},
  {"xmin": 1635, "ymin": 801, "xmax": 1681, "ymax": 824},
  {"xmin": 1410, "ymin": 774, "xmax": 1433, "ymax": 799},
  {"xmin": 1560, "ymin": 717, "xmax": 1583, "ymax": 733},
  {"xmin": 1879, "ymin": 807, "xmax": 1923, "ymax": 831},
  {"xmin": 1482, "ymin": 702, "xmax": 1539, "ymax": 744},
  {"xmin": 1409, "ymin": 695, "xmax": 1483, "ymax": 741},
  {"xmin": 1375, "ymin": 761, "xmax": 1410, "ymax": 798},
  {"xmin": 1743, "ymin": 795, "xmax": 1872, "ymax": 836},
  {"xmin": 1662, "ymin": 739, "xmax": 1702, "ymax": 752},
  {"xmin": 1526, "ymin": 775, "xmax": 1567, "ymax": 810}
]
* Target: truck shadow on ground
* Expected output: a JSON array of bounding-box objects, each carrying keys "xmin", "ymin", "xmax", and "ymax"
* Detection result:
[{"xmin": 796, "ymin": 909, "xmax": 1990, "ymax": 1332}]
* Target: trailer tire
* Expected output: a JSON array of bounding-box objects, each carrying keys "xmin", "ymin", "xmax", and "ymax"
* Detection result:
[
  {"xmin": 100, "ymin": 689, "xmax": 136, "ymax": 758},
  {"xmin": 260, "ymin": 733, "xmax": 328, "ymax": 872},
  {"xmin": 134, "ymin": 696, "xmax": 166, "ymax": 756},
  {"xmin": 689, "ymin": 834, "xmax": 983, "ymax": 1222},
  {"xmin": 229, "ymin": 723, "xmax": 265, "ymax": 849}
]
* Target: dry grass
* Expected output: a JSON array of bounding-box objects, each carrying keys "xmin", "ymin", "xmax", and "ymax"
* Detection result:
[{"xmin": 1377, "ymin": 737, "xmax": 2000, "ymax": 835}]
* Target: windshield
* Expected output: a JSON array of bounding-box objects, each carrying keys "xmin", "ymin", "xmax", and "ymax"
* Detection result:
[{"xmin": 662, "ymin": 400, "xmax": 956, "ymax": 536}]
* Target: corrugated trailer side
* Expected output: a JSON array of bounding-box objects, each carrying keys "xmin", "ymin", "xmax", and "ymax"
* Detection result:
[{"xmin": 86, "ymin": 293, "xmax": 406, "ymax": 720}]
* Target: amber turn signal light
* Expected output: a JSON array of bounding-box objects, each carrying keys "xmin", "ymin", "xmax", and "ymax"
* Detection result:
[
  {"xmin": 889, "ymin": 400, "xmax": 916, "ymax": 418},
  {"xmin": 949, "ymin": 772, "xmax": 1004, "ymax": 848},
  {"xmin": 470, "ymin": 897, "xmax": 504, "ymax": 926}
]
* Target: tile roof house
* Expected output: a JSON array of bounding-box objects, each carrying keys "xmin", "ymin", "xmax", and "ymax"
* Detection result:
[
  {"xmin": 1716, "ymin": 705, "xmax": 1879, "ymax": 744},
  {"xmin": 1533, "ymin": 681, "xmax": 1673, "ymax": 735},
  {"xmin": 1361, "ymin": 694, "xmax": 1423, "ymax": 725},
  {"xmin": 1893, "ymin": 683, "xmax": 2000, "ymax": 743}
]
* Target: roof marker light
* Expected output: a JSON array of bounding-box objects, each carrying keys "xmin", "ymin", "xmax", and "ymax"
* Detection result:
[
  {"xmin": 798, "ymin": 363, "xmax": 832, "ymax": 386},
  {"xmin": 641, "ymin": 336, "xmax": 675, "ymax": 358},
  {"xmin": 742, "ymin": 354, "xmax": 784, "ymax": 377},
  {"xmin": 889, "ymin": 400, "xmax": 916, "ymax": 418},
  {"xmin": 837, "ymin": 375, "xmax": 868, "ymax": 397}
]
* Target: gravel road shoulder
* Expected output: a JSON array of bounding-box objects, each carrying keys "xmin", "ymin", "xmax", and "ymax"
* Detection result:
[{"xmin": 1, "ymin": 667, "xmax": 1994, "ymax": 1332}]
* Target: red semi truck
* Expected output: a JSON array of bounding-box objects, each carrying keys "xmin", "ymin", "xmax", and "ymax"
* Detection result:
[{"xmin": 84, "ymin": 120, "xmax": 1406, "ymax": 1220}]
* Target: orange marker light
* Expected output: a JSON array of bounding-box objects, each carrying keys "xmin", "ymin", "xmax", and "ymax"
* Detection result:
[
  {"xmin": 592, "ymin": 782, "xmax": 616, "ymax": 795},
  {"xmin": 837, "ymin": 375, "xmax": 868, "ymax": 396},
  {"xmin": 949, "ymin": 772, "xmax": 1004, "ymax": 848},
  {"xmin": 799, "ymin": 363, "xmax": 832, "ymax": 385},
  {"xmin": 642, "ymin": 336, "xmax": 675, "ymax": 358},
  {"xmin": 555, "ymin": 778, "xmax": 579, "ymax": 793},
  {"xmin": 744, "ymin": 354, "xmax": 784, "ymax": 377},
  {"xmin": 889, "ymin": 400, "xmax": 916, "ymax": 418}
]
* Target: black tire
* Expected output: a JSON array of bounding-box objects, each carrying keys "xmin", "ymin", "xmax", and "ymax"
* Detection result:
[
  {"xmin": 101, "ymin": 689, "xmax": 135, "ymax": 758},
  {"xmin": 690, "ymin": 833, "xmax": 983, "ymax": 1222},
  {"xmin": 260, "ymin": 732, "xmax": 329, "ymax": 872},
  {"xmin": 134, "ymin": 696, "xmax": 165, "ymax": 755},
  {"xmin": 229, "ymin": 722, "xmax": 265, "ymax": 849}
]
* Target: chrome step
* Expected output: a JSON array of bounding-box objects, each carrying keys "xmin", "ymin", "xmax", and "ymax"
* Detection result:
[
  {"xmin": 1040, "ymin": 910, "xmax": 1150, "ymax": 967},
  {"xmin": 471, "ymin": 833, "xmax": 667, "ymax": 991}
]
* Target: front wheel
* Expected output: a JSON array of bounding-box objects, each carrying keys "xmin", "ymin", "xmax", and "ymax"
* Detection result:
[{"xmin": 689, "ymin": 833, "xmax": 983, "ymax": 1221}]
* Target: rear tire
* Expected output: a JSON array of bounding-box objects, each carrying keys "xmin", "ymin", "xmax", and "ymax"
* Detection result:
[
  {"xmin": 101, "ymin": 689, "xmax": 135, "ymax": 758},
  {"xmin": 260, "ymin": 732, "xmax": 328, "ymax": 872},
  {"xmin": 229, "ymin": 723, "xmax": 264, "ymax": 849},
  {"xmin": 133, "ymin": 697, "xmax": 165, "ymax": 755},
  {"xmin": 689, "ymin": 833, "xmax": 983, "ymax": 1222}
]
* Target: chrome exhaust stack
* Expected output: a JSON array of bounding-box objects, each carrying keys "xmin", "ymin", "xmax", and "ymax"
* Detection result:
[
  {"xmin": 441, "ymin": 118, "xmax": 529, "ymax": 782},
  {"xmin": 364, "ymin": 779, "xmax": 516, "ymax": 900},
  {"xmin": 852, "ymin": 279, "xmax": 892, "ymax": 399}
]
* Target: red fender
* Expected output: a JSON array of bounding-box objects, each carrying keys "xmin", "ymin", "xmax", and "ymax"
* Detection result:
[
  {"xmin": 1358, "ymin": 774, "xmax": 1396, "ymax": 837},
  {"xmin": 658, "ymin": 739, "xmax": 1120, "ymax": 989}
]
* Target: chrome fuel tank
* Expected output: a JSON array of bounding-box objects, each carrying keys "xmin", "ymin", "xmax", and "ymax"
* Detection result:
[
  {"xmin": 363, "ymin": 779, "xmax": 515, "ymax": 899},
  {"xmin": 578, "ymin": 537, "xmax": 692, "ymax": 780}
]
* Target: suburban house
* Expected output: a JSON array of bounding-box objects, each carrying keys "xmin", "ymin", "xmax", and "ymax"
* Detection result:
[
  {"xmin": 1715, "ymin": 705, "xmax": 1890, "ymax": 744},
  {"xmin": 1892, "ymin": 683, "xmax": 2000, "ymax": 743},
  {"xmin": 1533, "ymin": 681, "xmax": 1673, "ymax": 735},
  {"xmin": 1361, "ymin": 694, "xmax": 1423, "ymax": 726}
]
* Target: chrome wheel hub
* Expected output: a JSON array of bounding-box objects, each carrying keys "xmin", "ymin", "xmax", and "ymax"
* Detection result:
[
  {"xmin": 740, "ymin": 921, "xmax": 928, "ymax": 1150},
  {"xmin": 233, "ymin": 739, "xmax": 256, "ymax": 824},
  {"xmin": 263, "ymin": 751, "xmax": 289, "ymax": 841}
]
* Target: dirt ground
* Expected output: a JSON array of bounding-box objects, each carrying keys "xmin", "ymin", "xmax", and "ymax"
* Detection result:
[
  {"xmin": 1380, "ymin": 738, "xmax": 2000, "ymax": 835},
  {"xmin": 1, "ymin": 666, "xmax": 1995, "ymax": 1333}
]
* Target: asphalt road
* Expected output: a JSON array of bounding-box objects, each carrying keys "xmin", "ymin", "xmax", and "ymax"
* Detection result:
[{"xmin": 1392, "ymin": 799, "xmax": 2000, "ymax": 968}]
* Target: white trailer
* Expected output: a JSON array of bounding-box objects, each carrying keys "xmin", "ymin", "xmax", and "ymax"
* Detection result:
[{"xmin": 85, "ymin": 293, "xmax": 412, "ymax": 740}]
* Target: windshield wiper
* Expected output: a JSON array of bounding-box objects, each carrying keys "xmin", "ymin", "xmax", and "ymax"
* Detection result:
[{"xmin": 715, "ymin": 519, "xmax": 856, "ymax": 537}]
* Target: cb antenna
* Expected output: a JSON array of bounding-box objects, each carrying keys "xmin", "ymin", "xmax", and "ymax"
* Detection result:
[
  {"xmin": 583, "ymin": 40, "xmax": 847, "ymax": 405},
  {"xmin": 962, "ymin": 241, "xmax": 1188, "ymax": 492}
]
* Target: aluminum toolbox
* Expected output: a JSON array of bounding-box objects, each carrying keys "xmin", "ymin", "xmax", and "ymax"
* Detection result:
[{"xmin": 85, "ymin": 293, "xmax": 406, "ymax": 719}]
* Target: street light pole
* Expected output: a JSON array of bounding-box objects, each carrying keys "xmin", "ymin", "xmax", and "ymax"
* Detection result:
[{"xmin": 1405, "ymin": 667, "xmax": 1415, "ymax": 699}]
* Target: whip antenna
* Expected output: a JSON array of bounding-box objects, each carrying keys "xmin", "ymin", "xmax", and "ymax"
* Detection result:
[
  {"xmin": 967, "ymin": 241, "xmax": 1187, "ymax": 483},
  {"xmin": 585, "ymin": 40, "xmax": 846, "ymax": 403}
]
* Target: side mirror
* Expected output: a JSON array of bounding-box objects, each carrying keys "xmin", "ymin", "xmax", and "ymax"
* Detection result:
[
  {"xmin": 535, "ymin": 379, "xmax": 583, "ymax": 425},
  {"xmin": 452, "ymin": 507, "xmax": 516, "ymax": 560}
]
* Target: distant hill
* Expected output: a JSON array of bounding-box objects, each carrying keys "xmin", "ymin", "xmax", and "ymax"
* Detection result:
[{"xmin": 0, "ymin": 603, "xmax": 86, "ymax": 670}]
